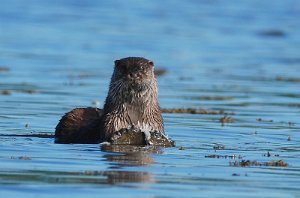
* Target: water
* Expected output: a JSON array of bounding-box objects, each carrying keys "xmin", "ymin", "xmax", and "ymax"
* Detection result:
[{"xmin": 1, "ymin": 0, "xmax": 300, "ymax": 197}]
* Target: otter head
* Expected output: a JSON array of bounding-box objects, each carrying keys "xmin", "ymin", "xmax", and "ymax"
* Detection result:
[
  {"xmin": 112, "ymin": 57, "xmax": 155, "ymax": 91},
  {"xmin": 107, "ymin": 57, "xmax": 158, "ymax": 105}
]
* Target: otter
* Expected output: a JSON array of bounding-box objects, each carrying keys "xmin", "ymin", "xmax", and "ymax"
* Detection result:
[{"xmin": 55, "ymin": 57, "xmax": 171, "ymax": 146}]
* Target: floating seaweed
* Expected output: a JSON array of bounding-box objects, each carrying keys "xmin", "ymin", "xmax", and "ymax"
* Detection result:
[
  {"xmin": 0, "ymin": 90, "xmax": 12, "ymax": 95},
  {"xmin": 230, "ymin": 160, "xmax": 288, "ymax": 167},
  {"xmin": 188, "ymin": 96, "xmax": 233, "ymax": 101},
  {"xmin": 11, "ymin": 156, "xmax": 32, "ymax": 160},
  {"xmin": 205, "ymin": 154, "xmax": 242, "ymax": 159},
  {"xmin": 276, "ymin": 76, "xmax": 300, "ymax": 82},
  {"xmin": 154, "ymin": 68, "xmax": 168, "ymax": 76},
  {"xmin": 213, "ymin": 144, "xmax": 225, "ymax": 150},
  {"xmin": 220, "ymin": 115, "xmax": 235, "ymax": 125},
  {"xmin": 263, "ymin": 152, "xmax": 280, "ymax": 157},
  {"xmin": 0, "ymin": 66, "xmax": 10, "ymax": 72},
  {"xmin": 162, "ymin": 108, "xmax": 235, "ymax": 115}
]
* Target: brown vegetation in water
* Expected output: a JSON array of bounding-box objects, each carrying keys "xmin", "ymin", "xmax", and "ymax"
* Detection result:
[
  {"xmin": 205, "ymin": 154, "xmax": 242, "ymax": 159},
  {"xmin": 154, "ymin": 68, "xmax": 168, "ymax": 76},
  {"xmin": 188, "ymin": 96, "xmax": 233, "ymax": 101},
  {"xmin": 162, "ymin": 108, "xmax": 235, "ymax": 115},
  {"xmin": 0, "ymin": 66, "xmax": 10, "ymax": 72},
  {"xmin": 220, "ymin": 115, "xmax": 235, "ymax": 125},
  {"xmin": 10, "ymin": 156, "xmax": 32, "ymax": 160},
  {"xmin": 0, "ymin": 90, "xmax": 12, "ymax": 95},
  {"xmin": 276, "ymin": 76, "xmax": 300, "ymax": 82},
  {"xmin": 230, "ymin": 160, "xmax": 288, "ymax": 167}
]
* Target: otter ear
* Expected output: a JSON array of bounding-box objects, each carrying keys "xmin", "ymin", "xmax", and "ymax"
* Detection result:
[
  {"xmin": 114, "ymin": 60, "xmax": 120, "ymax": 66},
  {"xmin": 148, "ymin": 61, "xmax": 154, "ymax": 67}
]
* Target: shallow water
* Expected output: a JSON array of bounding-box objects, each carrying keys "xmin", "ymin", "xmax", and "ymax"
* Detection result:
[{"xmin": 1, "ymin": 0, "xmax": 300, "ymax": 197}]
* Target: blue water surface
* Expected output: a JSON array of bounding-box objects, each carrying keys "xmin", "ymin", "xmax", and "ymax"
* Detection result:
[{"xmin": 0, "ymin": 0, "xmax": 300, "ymax": 197}]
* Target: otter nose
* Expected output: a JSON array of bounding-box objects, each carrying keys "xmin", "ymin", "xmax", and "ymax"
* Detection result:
[{"xmin": 128, "ymin": 73, "xmax": 138, "ymax": 78}]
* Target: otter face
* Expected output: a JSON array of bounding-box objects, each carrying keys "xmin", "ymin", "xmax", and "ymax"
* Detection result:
[{"xmin": 113, "ymin": 57, "xmax": 155, "ymax": 85}]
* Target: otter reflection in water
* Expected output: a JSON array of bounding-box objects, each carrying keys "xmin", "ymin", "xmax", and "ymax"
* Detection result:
[
  {"xmin": 55, "ymin": 57, "xmax": 174, "ymax": 146},
  {"xmin": 78, "ymin": 145, "xmax": 160, "ymax": 185}
]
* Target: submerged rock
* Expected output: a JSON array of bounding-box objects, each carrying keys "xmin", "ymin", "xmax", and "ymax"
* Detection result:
[{"xmin": 110, "ymin": 128, "xmax": 175, "ymax": 147}]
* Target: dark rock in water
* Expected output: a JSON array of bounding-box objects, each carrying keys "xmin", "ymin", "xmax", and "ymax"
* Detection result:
[{"xmin": 110, "ymin": 128, "xmax": 175, "ymax": 147}]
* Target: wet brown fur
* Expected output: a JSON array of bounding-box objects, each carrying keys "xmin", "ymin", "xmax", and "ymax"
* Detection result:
[
  {"xmin": 55, "ymin": 108, "xmax": 102, "ymax": 143},
  {"xmin": 55, "ymin": 57, "xmax": 164, "ymax": 144}
]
